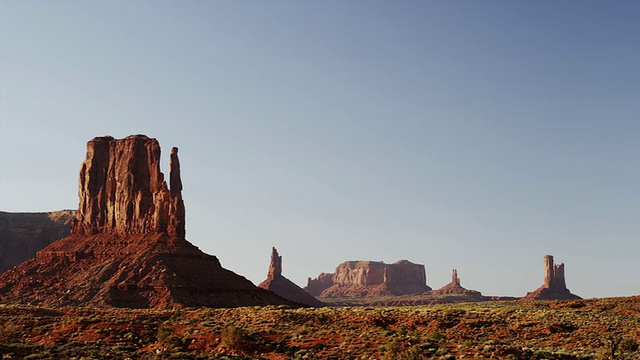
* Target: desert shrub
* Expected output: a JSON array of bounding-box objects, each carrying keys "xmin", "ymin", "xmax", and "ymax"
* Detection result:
[
  {"xmin": 156, "ymin": 326, "xmax": 173, "ymax": 344},
  {"xmin": 383, "ymin": 339, "xmax": 400, "ymax": 359},
  {"xmin": 0, "ymin": 322, "xmax": 23, "ymax": 343},
  {"xmin": 221, "ymin": 325, "xmax": 244, "ymax": 349},
  {"xmin": 619, "ymin": 337, "xmax": 638, "ymax": 352},
  {"xmin": 397, "ymin": 326, "xmax": 408, "ymax": 336},
  {"xmin": 169, "ymin": 309, "xmax": 182, "ymax": 322},
  {"xmin": 165, "ymin": 335, "xmax": 185, "ymax": 350},
  {"xmin": 597, "ymin": 335, "xmax": 639, "ymax": 359},
  {"xmin": 404, "ymin": 344, "xmax": 425, "ymax": 359},
  {"xmin": 427, "ymin": 331, "xmax": 444, "ymax": 341},
  {"xmin": 313, "ymin": 313, "xmax": 330, "ymax": 325},
  {"xmin": 168, "ymin": 351, "xmax": 194, "ymax": 359}
]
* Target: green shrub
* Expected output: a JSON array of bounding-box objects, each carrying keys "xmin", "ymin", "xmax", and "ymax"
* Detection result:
[
  {"xmin": 156, "ymin": 326, "xmax": 173, "ymax": 344},
  {"xmin": 0, "ymin": 322, "xmax": 23, "ymax": 343},
  {"xmin": 221, "ymin": 325, "xmax": 244, "ymax": 350}
]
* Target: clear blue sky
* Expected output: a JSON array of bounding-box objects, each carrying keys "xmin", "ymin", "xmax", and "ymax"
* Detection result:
[{"xmin": 1, "ymin": 1, "xmax": 638, "ymax": 298}]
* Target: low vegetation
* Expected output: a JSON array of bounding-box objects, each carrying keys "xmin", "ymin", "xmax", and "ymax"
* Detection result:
[{"xmin": 0, "ymin": 296, "xmax": 638, "ymax": 359}]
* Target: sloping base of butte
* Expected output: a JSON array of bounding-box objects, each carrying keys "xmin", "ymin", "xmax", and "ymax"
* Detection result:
[
  {"xmin": 0, "ymin": 233, "xmax": 290, "ymax": 308},
  {"xmin": 0, "ymin": 135, "xmax": 294, "ymax": 308}
]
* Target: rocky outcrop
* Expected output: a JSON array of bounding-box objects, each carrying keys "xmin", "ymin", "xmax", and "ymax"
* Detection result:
[
  {"xmin": 258, "ymin": 248, "xmax": 324, "ymax": 307},
  {"xmin": 0, "ymin": 135, "xmax": 295, "ymax": 308},
  {"xmin": 521, "ymin": 255, "xmax": 581, "ymax": 301},
  {"xmin": 305, "ymin": 273, "xmax": 334, "ymax": 297},
  {"xmin": 0, "ymin": 210, "xmax": 76, "ymax": 273},
  {"xmin": 73, "ymin": 135, "xmax": 185, "ymax": 237},
  {"xmin": 432, "ymin": 269, "xmax": 484, "ymax": 297},
  {"xmin": 305, "ymin": 260, "xmax": 431, "ymax": 298}
]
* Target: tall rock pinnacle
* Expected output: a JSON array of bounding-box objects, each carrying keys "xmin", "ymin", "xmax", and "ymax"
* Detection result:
[
  {"xmin": 522, "ymin": 255, "xmax": 581, "ymax": 301},
  {"xmin": 432, "ymin": 268, "xmax": 484, "ymax": 297},
  {"xmin": 452, "ymin": 269, "xmax": 460, "ymax": 286},
  {"xmin": 259, "ymin": 247, "xmax": 324, "ymax": 307},
  {"xmin": 72, "ymin": 135, "xmax": 185, "ymax": 237},
  {"xmin": 268, "ymin": 247, "xmax": 283, "ymax": 278},
  {"xmin": 168, "ymin": 147, "xmax": 185, "ymax": 237}
]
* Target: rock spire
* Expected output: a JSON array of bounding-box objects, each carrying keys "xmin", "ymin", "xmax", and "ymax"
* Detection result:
[
  {"xmin": 268, "ymin": 247, "xmax": 283, "ymax": 278},
  {"xmin": 258, "ymin": 247, "xmax": 324, "ymax": 307},
  {"xmin": 452, "ymin": 269, "xmax": 460, "ymax": 286},
  {"xmin": 522, "ymin": 255, "xmax": 581, "ymax": 301},
  {"xmin": 432, "ymin": 268, "xmax": 484, "ymax": 297}
]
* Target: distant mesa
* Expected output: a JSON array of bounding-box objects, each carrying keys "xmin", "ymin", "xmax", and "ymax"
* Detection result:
[
  {"xmin": 0, "ymin": 210, "xmax": 76, "ymax": 273},
  {"xmin": 258, "ymin": 247, "xmax": 324, "ymax": 307},
  {"xmin": 305, "ymin": 260, "xmax": 431, "ymax": 298},
  {"xmin": 0, "ymin": 135, "xmax": 295, "ymax": 308},
  {"xmin": 521, "ymin": 255, "xmax": 581, "ymax": 301},
  {"xmin": 432, "ymin": 269, "xmax": 484, "ymax": 297}
]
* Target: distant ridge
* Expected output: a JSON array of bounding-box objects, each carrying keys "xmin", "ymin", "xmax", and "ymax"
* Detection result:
[
  {"xmin": 0, "ymin": 210, "xmax": 76, "ymax": 273},
  {"xmin": 305, "ymin": 259, "xmax": 431, "ymax": 298}
]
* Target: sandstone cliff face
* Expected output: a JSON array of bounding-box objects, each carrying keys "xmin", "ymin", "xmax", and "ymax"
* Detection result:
[
  {"xmin": 332, "ymin": 261, "xmax": 386, "ymax": 286},
  {"xmin": 521, "ymin": 255, "xmax": 581, "ymax": 301},
  {"xmin": 73, "ymin": 135, "xmax": 185, "ymax": 237},
  {"xmin": 305, "ymin": 260, "xmax": 431, "ymax": 298},
  {"xmin": 258, "ymin": 248, "xmax": 324, "ymax": 307},
  {"xmin": 305, "ymin": 273, "xmax": 334, "ymax": 297},
  {"xmin": 0, "ymin": 135, "xmax": 294, "ymax": 308},
  {"xmin": 0, "ymin": 210, "xmax": 76, "ymax": 273}
]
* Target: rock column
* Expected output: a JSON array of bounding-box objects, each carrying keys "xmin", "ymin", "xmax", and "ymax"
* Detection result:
[
  {"xmin": 543, "ymin": 255, "xmax": 555, "ymax": 289},
  {"xmin": 72, "ymin": 135, "xmax": 185, "ymax": 237},
  {"xmin": 267, "ymin": 247, "xmax": 283, "ymax": 279}
]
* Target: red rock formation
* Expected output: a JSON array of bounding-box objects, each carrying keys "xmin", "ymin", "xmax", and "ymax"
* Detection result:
[
  {"xmin": 0, "ymin": 210, "xmax": 76, "ymax": 273},
  {"xmin": 432, "ymin": 269, "xmax": 484, "ymax": 297},
  {"xmin": 258, "ymin": 248, "xmax": 324, "ymax": 307},
  {"xmin": 305, "ymin": 273, "xmax": 334, "ymax": 297},
  {"xmin": 0, "ymin": 135, "xmax": 294, "ymax": 308},
  {"xmin": 304, "ymin": 260, "xmax": 431, "ymax": 298},
  {"xmin": 521, "ymin": 255, "xmax": 581, "ymax": 301},
  {"xmin": 73, "ymin": 136, "xmax": 185, "ymax": 237}
]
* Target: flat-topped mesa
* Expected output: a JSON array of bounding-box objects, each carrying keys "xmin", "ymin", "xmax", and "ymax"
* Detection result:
[
  {"xmin": 305, "ymin": 260, "xmax": 431, "ymax": 298},
  {"xmin": 71, "ymin": 135, "xmax": 185, "ymax": 237},
  {"xmin": 0, "ymin": 210, "xmax": 77, "ymax": 273}
]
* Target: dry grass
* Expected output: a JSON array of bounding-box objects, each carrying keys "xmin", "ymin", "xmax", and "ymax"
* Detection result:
[{"xmin": 0, "ymin": 296, "xmax": 638, "ymax": 359}]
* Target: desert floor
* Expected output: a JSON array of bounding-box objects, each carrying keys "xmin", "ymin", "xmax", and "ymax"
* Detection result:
[{"xmin": 0, "ymin": 296, "xmax": 639, "ymax": 359}]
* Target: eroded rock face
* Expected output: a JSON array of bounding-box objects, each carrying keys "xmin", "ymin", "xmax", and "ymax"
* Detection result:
[
  {"xmin": 258, "ymin": 248, "xmax": 324, "ymax": 307},
  {"xmin": 305, "ymin": 273, "xmax": 334, "ymax": 297},
  {"xmin": 73, "ymin": 135, "xmax": 185, "ymax": 237},
  {"xmin": 0, "ymin": 210, "xmax": 76, "ymax": 273},
  {"xmin": 0, "ymin": 135, "xmax": 295, "ymax": 308},
  {"xmin": 521, "ymin": 255, "xmax": 581, "ymax": 301},
  {"xmin": 305, "ymin": 260, "xmax": 431, "ymax": 298}
]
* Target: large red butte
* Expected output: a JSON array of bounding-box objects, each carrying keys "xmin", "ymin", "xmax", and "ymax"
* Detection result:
[{"xmin": 0, "ymin": 135, "xmax": 295, "ymax": 308}]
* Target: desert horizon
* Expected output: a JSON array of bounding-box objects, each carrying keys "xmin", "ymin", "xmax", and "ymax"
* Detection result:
[{"xmin": 1, "ymin": 1, "xmax": 638, "ymax": 358}]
